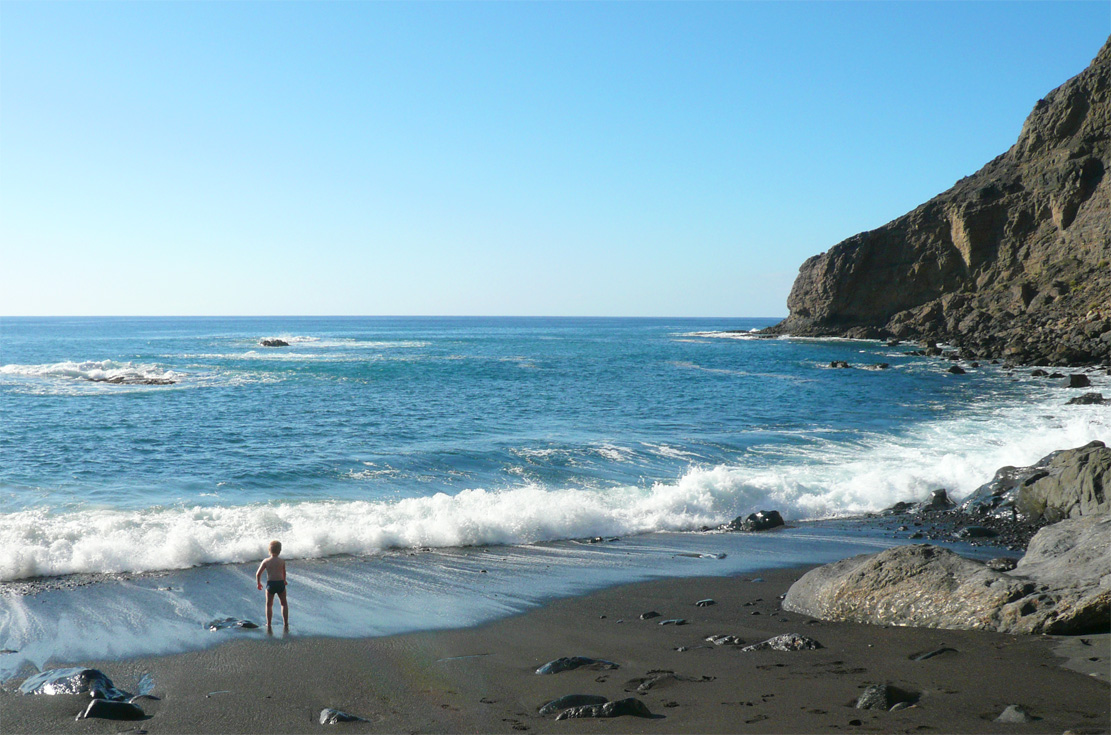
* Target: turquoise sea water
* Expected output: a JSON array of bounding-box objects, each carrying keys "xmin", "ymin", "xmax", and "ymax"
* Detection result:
[{"xmin": 3, "ymin": 317, "xmax": 1107, "ymax": 583}]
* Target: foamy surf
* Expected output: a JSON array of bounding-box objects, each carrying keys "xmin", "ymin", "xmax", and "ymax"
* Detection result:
[{"xmin": 2, "ymin": 386, "xmax": 1105, "ymax": 582}]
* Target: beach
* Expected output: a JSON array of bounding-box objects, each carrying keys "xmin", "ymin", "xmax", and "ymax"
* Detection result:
[{"xmin": 3, "ymin": 566, "xmax": 1108, "ymax": 734}]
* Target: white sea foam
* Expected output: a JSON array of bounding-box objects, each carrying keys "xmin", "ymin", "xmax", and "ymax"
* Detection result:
[
  {"xmin": 0, "ymin": 360, "xmax": 183, "ymax": 395},
  {"xmin": 2, "ymin": 387, "xmax": 1106, "ymax": 582}
]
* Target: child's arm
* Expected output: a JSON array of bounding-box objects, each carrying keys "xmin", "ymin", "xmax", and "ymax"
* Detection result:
[{"xmin": 255, "ymin": 559, "xmax": 268, "ymax": 590}]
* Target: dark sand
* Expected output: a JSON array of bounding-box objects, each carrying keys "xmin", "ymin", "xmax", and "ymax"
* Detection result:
[{"xmin": 2, "ymin": 567, "xmax": 1108, "ymax": 734}]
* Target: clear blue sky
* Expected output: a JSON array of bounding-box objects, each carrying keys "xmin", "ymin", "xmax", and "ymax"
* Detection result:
[{"xmin": 1, "ymin": 2, "xmax": 1107, "ymax": 317}]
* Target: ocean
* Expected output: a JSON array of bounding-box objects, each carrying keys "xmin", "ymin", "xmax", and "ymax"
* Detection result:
[{"xmin": 0, "ymin": 316, "xmax": 1107, "ymax": 675}]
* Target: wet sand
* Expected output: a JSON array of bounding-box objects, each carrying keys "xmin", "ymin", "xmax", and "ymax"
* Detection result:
[{"xmin": 2, "ymin": 567, "xmax": 1108, "ymax": 734}]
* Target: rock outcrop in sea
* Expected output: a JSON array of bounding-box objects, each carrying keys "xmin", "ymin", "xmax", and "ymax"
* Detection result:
[{"xmin": 767, "ymin": 39, "xmax": 1111, "ymax": 366}]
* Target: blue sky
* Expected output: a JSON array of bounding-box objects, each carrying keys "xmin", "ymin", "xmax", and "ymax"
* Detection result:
[{"xmin": 1, "ymin": 2, "xmax": 1107, "ymax": 317}]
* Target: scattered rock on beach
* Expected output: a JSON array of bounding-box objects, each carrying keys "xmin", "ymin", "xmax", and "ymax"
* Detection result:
[
  {"xmin": 995, "ymin": 704, "xmax": 1036, "ymax": 723},
  {"xmin": 555, "ymin": 697, "xmax": 653, "ymax": 719},
  {"xmin": 741, "ymin": 633, "xmax": 822, "ymax": 652},
  {"xmin": 639, "ymin": 611, "xmax": 661, "ymax": 620},
  {"xmin": 20, "ymin": 668, "xmax": 129, "ymax": 701},
  {"xmin": 658, "ymin": 618, "xmax": 687, "ymax": 626},
  {"xmin": 727, "ymin": 510, "xmax": 784, "ymax": 532},
  {"xmin": 320, "ymin": 708, "xmax": 368, "ymax": 724},
  {"xmin": 705, "ymin": 634, "xmax": 744, "ymax": 646},
  {"xmin": 948, "ymin": 365, "xmax": 966, "ymax": 374},
  {"xmin": 536, "ymin": 657, "xmax": 619, "ymax": 675},
  {"xmin": 694, "ymin": 599, "xmax": 715, "ymax": 607},
  {"xmin": 853, "ymin": 684, "xmax": 919, "ymax": 711},
  {"xmin": 78, "ymin": 699, "xmax": 146, "ymax": 721},
  {"xmin": 538, "ymin": 695, "xmax": 608, "ymax": 716},
  {"xmin": 909, "ymin": 647, "xmax": 957, "ymax": 661}
]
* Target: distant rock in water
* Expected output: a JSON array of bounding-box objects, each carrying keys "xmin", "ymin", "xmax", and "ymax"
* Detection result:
[
  {"xmin": 765, "ymin": 40, "xmax": 1111, "ymax": 366},
  {"xmin": 89, "ymin": 376, "xmax": 175, "ymax": 386},
  {"xmin": 259, "ymin": 338, "xmax": 290, "ymax": 347}
]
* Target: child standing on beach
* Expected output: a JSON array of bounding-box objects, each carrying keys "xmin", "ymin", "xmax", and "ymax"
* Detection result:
[{"xmin": 255, "ymin": 540, "xmax": 289, "ymax": 630}]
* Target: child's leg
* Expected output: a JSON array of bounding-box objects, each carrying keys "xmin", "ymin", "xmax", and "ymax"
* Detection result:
[
  {"xmin": 277, "ymin": 589, "xmax": 289, "ymax": 626},
  {"xmin": 265, "ymin": 590, "xmax": 275, "ymax": 627}
]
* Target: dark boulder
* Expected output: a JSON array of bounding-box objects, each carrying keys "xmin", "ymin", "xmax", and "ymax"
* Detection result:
[
  {"xmin": 1065, "ymin": 373, "xmax": 1092, "ymax": 388},
  {"xmin": 259, "ymin": 338, "xmax": 290, "ymax": 347},
  {"xmin": 728, "ymin": 510, "xmax": 784, "ymax": 532},
  {"xmin": 829, "ymin": 361, "xmax": 851, "ymax": 369},
  {"xmin": 639, "ymin": 611, "xmax": 661, "ymax": 620},
  {"xmin": 985, "ymin": 557, "xmax": 1019, "ymax": 572},
  {"xmin": 948, "ymin": 365, "xmax": 966, "ymax": 374}
]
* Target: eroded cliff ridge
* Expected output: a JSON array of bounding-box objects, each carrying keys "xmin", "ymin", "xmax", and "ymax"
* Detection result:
[{"xmin": 769, "ymin": 39, "xmax": 1111, "ymax": 365}]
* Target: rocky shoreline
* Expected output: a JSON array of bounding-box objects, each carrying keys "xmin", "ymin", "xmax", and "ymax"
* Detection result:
[{"xmin": 765, "ymin": 39, "xmax": 1111, "ymax": 367}]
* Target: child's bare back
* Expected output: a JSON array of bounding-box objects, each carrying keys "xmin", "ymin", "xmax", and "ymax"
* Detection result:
[{"xmin": 255, "ymin": 540, "xmax": 289, "ymax": 630}]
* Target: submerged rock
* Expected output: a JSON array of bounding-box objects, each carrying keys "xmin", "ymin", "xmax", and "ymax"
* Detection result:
[
  {"xmin": 259, "ymin": 338, "xmax": 289, "ymax": 347},
  {"xmin": 319, "ymin": 708, "xmax": 368, "ymax": 724},
  {"xmin": 555, "ymin": 697, "xmax": 653, "ymax": 719},
  {"xmin": 1067, "ymin": 392, "xmax": 1108, "ymax": 404},
  {"xmin": 536, "ymin": 657, "xmax": 619, "ymax": 675},
  {"xmin": 740, "ymin": 633, "xmax": 822, "ymax": 652},
  {"xmin": 20, "ymin": 668, "xmax": 129, "ymax": 701},
  {"xmin": 538, "ymin": 694, "xmax": 608, "ymax": 716},
  {"xmin": 78, "ymin": 699, "xmax": 145, "ymax": 721},
  {"xmin": 207, "ymin": 617, "xmax": 259, "ymax": 631}
]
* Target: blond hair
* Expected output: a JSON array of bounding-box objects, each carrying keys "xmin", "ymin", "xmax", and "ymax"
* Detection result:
[{"xmin": 269, "ymin": 540, "xmax": 282, "ymax": 555}]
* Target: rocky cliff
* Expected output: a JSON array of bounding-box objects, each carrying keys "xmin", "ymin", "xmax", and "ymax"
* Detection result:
[{"xmin": 768, "ymin": 38, "xmax": 1111, "ymax": 366}]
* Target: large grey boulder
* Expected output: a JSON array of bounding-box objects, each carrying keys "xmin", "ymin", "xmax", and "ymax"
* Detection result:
[
  {"xmin": 1015, "ymin": 441, "xmax": 1109, "ymax": 521},
  {"xmin": 783, "ymin": 516, "xmax": 1110, "ymax": 635},
  {"xmin": 961, "ymin": 441, "xmax": 1109, "ymax": 521}
]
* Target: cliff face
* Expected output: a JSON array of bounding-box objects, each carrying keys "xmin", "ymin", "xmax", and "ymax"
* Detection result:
[{"xmin": 769, "ymin": 38, "xmax": 1111, "ymax": 366}]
